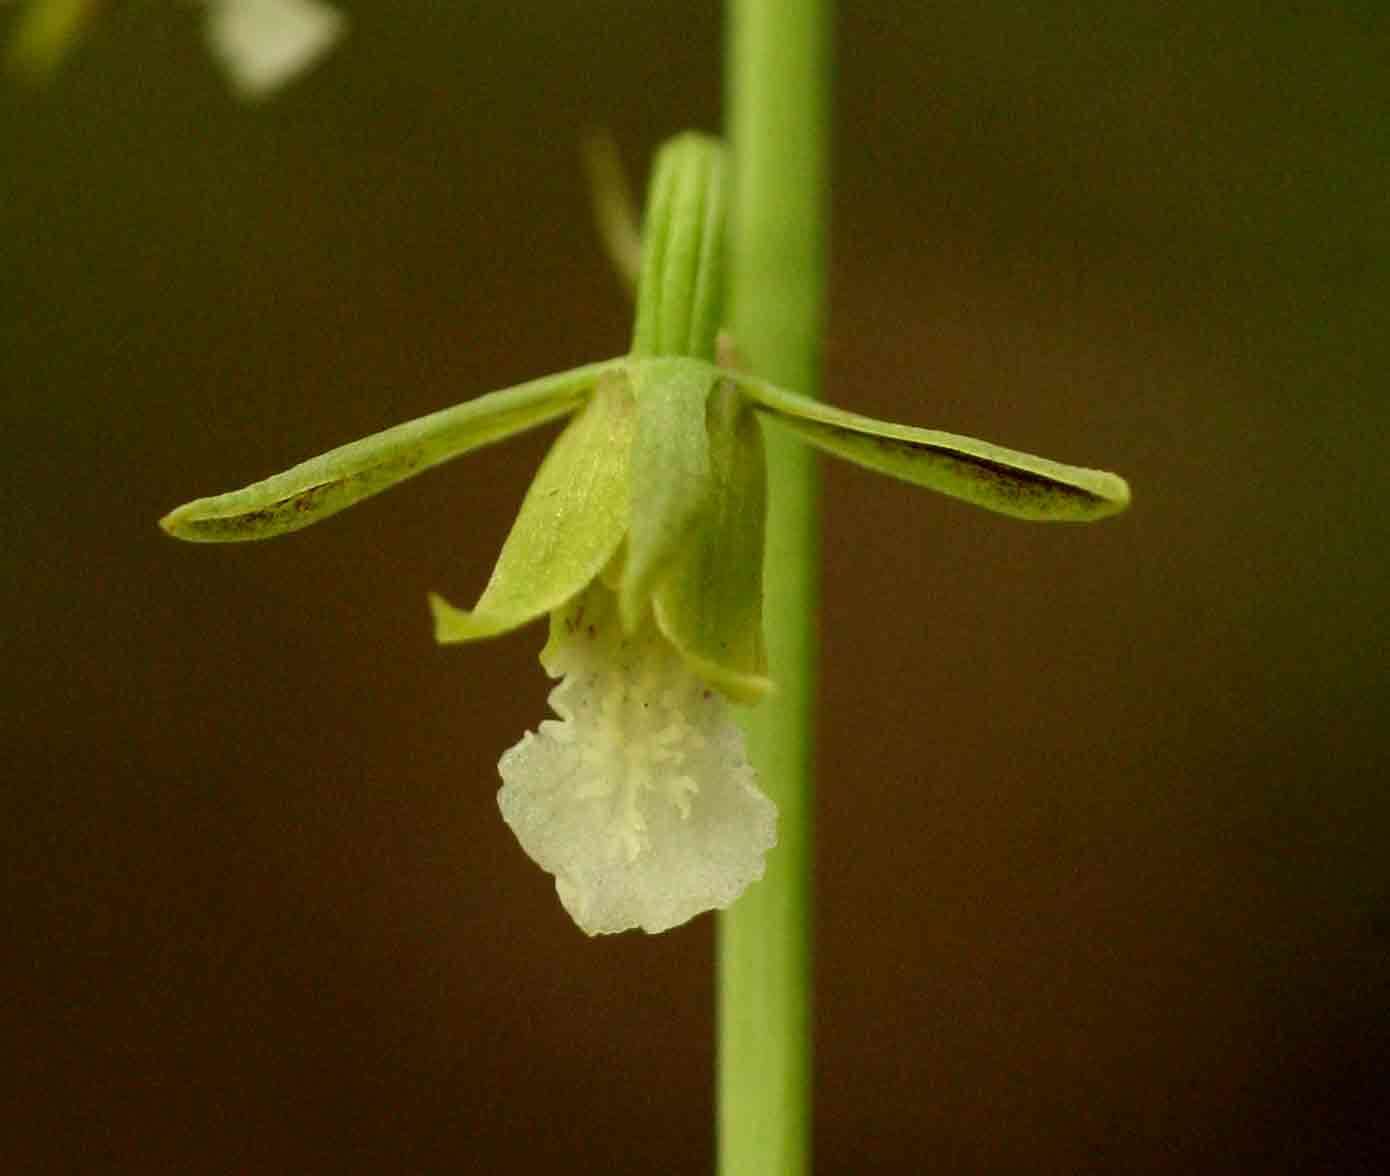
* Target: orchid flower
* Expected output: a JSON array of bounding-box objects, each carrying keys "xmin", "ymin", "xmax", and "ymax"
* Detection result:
[{"xmin": 161, "ymin": 133, "xmax": 1129, "ymax": 934}]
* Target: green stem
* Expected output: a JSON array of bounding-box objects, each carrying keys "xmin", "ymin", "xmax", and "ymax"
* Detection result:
[{"xmin": 719, "ymin": 2, "xmax": 828, "ymax": 1174}]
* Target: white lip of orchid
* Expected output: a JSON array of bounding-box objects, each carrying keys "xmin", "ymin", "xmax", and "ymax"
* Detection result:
[{"xmin": 497, "ymin": 586, "xmax": 777, "ymax": 935}]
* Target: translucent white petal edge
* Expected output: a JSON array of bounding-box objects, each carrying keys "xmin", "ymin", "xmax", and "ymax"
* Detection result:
[{"xmin": 498, "ymin": 594, "xmax": 777, "ymax": 935}]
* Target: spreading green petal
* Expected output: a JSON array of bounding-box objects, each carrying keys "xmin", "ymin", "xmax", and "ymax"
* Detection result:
[
  {"xmin": 653, "ymin": 382, "xmax": 771, "ymax": 704},
  {"xmin": 160, "ymin": 360, "xmax": 621, "ymax": 542},
  {"xmin": 431, "ymin": 374, "xmax": 634, "ymax": 644},
  {"xmin": 732, "ymin": 372, "xmax": 1131, "ymax": 523},
  {"xmin": 620, "ymin": 358, "xmax": 717, "ymax": 631}
]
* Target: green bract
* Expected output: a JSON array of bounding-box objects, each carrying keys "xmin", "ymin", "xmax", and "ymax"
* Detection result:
[{"xmin": 161, "ymin": 131, "xmax": 1130, "ymax": 933}]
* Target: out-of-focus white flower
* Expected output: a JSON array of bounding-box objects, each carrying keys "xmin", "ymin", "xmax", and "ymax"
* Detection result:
[{"xmin": 204, "ymin": 0, "xmax": 345, "ymax": 101}]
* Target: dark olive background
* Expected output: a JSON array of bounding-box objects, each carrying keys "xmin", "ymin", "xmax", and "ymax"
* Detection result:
[{"xmin": 5, "ymin": 3, "xmax": 1389, "ymax": 1172}]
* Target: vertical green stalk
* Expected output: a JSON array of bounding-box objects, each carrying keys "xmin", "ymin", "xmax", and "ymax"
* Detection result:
[{"xmin": 719, "ymin": 2, "xmax": 828, "ymax": 1174}]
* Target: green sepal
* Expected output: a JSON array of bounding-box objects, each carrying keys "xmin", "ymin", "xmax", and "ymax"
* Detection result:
[
  {"xmin": 431, "ymin": 374, "xmax": 634, "ymax": 643},
  {"xmin": 653, "ymin": 381, "xmax": 771, "ymax": 704},
  {"xmin": 619, "ymin": 358, "xmax": 717, "ymax": 632},
  {"xmin": 630, "ymin": 133, "xmax": 728, "ymax": 362},
  {"xmin": 731, "ymin": 372, "xmax": 1131, "ymax": 522},
  {"xmin": 161, "ymin": 360, "xmax": 621, "ymax": 542}
]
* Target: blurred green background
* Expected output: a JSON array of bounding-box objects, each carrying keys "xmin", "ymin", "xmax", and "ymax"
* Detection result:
[{"xmin": 5, "ymin": 2, "xmax": 1389, "ymax": 1171}]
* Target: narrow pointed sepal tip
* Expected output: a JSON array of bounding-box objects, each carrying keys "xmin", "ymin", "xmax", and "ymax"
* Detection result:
[
  {"xmin": 157, "ymin": 499, "xmax": 230, "ymax": 543},
  {"xmin": 427, "ymin": 592, "xmax": 457, "ymax": 640},
  {"xmin": 429, "ymin": 591, "xmax": 501, "ymax": 645},
  {"xmin": 158, "ymin": 508, "xmax": 183, "ymax": 538},
  {"xmin": 1094, "ymin": 471, "xmax": 1132, "ymax": 518}
]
